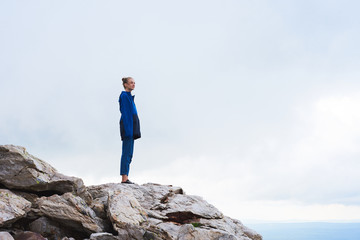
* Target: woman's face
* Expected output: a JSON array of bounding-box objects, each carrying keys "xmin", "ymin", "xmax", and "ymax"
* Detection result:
[{"xmin": 125, "ymin": 78, "xmax": 135, "ymax": 91}]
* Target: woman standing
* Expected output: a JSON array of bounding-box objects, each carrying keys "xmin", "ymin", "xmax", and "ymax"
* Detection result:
[{"xmin": 118, "ymin": 77, "xmax": 141, "ymax": 184}]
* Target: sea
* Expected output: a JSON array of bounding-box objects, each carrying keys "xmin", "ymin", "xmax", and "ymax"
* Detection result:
[{"xmin": 246, "ymin": 222, "xmax": 360, "ymax": 240}]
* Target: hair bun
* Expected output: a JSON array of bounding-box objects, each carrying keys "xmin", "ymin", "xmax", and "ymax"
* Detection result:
[{"xmin": 122, "ymin": 77, "xmax": 132, "ymax": 86}]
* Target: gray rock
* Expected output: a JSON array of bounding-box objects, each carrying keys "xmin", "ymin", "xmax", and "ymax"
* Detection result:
[
  {"xmin": 162, "ymin": 194, "xmax": 223, "ymax": 223},
  {"xmin": 141, "ymin": 224, "xmax": 172, "ymax": 240},
  {"xmin": 10, "ymin": 192, "xmax": 40, "ymax": 220},
  {"xmin": 86, "ymin": 182, "xmax": 183, "ymax": 214},
  {"xmin": 0, "ymin": 232, "xmax": 14, "ymax": 240},
  {"xmin": 0, "ymin": 145, "xmax": 92, "ymax": 204},
  {"xmin": 199, "ymin": 217, "xmax": 262, "ymax": 240},
  {"xmin": 107, "ymin": 190, "xmax": 147, "ymax": 230},
  {"xmin": 134, "ymin": 183, "xmax": 184, "ymax": 210},
  {"xmin": 177, "ymin": 224, "xmax": 237, "ymax": 240},
  {"xmin": 91, "ymin": 199, "xmax": 107, "ymax": 219},
  {"xmin": 116, "ymin": 224, "xmax": 144, "ymax": 240},
  {"xmin": 29, "ymin": 216, "xmax": 64, "ymax": 240},
  {"xmin": 89, "ymin": 232, "xmax": 118, "ymax": 240},
  {"xmin": 13, "ymin": 231, "xmax": 46, "ymax": 240},
  {"xmin": 36, "ymin": 192, "xmax": 104, "ymax": 234},
  {"xmin": 156, "ymin": 222, "xmax": 181, "ymax": 239},
  {"xmin": 0, "ymin": 189, "xmax": 31, "ymax": 227}
]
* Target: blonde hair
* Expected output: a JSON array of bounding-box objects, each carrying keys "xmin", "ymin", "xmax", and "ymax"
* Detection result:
[{"xmin": 122, "ymin": 77, "xmax": 133, "ymax": 89}]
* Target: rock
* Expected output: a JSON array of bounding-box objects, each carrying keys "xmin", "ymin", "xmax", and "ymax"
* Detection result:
[
  {"xmin": 29, "ymin": 216, "xmax": 65, "ymax": 240},
  {"xmin": 132, "ymin": 183, "xmax": 184, "ymax": 210},
  {"xmin": 155, "ymin": 222, "xmax": 181, "ymax": 239},
  {"xmin": 142, "ymin": 223, "xmax": 173, "ymax": 240},
  {"xmin": 162, "ymin": 194, "xmax": 223, "ymax": 223},
  {"xmin": 86, "ymin": 183, "xmax": 183, "ymax": 214},
  {"xmin": 116, "ymin": 224, "xmax": 144, "ymax": 240},
  {"xmin": 0, "ymin": 145, "xmax": 92, "ymax": 204},
  {"xmin": 89, "ymin": 232, "xmax": 118, "ymax": 240},
  {"xmin": 0, "ymin": 189, "xmax": 32, "ymax": 227},
  {"xmin": 198, "ymin": 217, "xmax": 263, "ymax": 240},
  {"xmin": 87, "ymin": 184, "xmax": 149, "ymax": 234},
  {"xmin": 237, "ymin": 223, "xmax": 263, "ymax": 240},
  {"xmin": 13, "ymin": 231, "xmax": 46, "ymax": 240},
  {"xmin": 107, "ymin": 190, "xmax": 147, "ymax": 230},
  {"xmin": 36, "ymin": 192, "xmax": 104, "ymax": 235},
  {"xmin": 177, "ymin": 224, "xmax": 237, "ymax": 240},
  {"xmin": 10, "ymin": 191, "xmax": 40, "ymax": 220},
  {"xmin": 115, "ymin": 183, "xmax": 223, "ymax": 223},
  {"xmin": 10, "ymin": 190, "xmax": 39, "ymax": 208},
  {"xmin": 91, "ymin": 199, "xmax": 107, "ymax": 219},
  {"xmin": 0, "ymin": 232, "xmax": 14, "ymax": 240}
]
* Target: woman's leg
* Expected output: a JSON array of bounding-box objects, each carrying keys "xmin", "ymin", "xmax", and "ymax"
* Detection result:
[{"xmin": 120, "ymin": 138, "xmax": 134, "ymax": 181}]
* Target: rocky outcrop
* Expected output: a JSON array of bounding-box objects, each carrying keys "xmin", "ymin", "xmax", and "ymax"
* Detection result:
[
  {"xmin": 0, "ymin": 145, "xmax": 262, "ymax": 240},
  {"xmin": 0, "ymin": 145, "xmax": 92, "ymax": 204}
]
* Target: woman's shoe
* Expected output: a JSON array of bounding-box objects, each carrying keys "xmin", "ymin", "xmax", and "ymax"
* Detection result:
[{"xmin": 121, "ymin": 179, "xmax": 134, "ymax": 184}]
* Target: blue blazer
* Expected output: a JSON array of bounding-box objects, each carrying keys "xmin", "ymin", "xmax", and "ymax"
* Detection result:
[{"xmin": 119, "ymin": 91, "xmax": 141, "ymax": 140}]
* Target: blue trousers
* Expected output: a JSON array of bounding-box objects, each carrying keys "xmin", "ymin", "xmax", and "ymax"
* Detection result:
[{"xmin": 120, "ymin": 138, "xmax": 134, "ymax": 176}]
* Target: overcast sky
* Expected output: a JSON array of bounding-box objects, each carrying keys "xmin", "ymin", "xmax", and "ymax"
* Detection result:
[{"xmin": 1, "ymin": 0, "xmax": 360, "ymax": 223}]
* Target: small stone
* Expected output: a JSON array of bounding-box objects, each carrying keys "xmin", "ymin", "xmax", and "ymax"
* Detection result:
[{"xmin": 89, "ymin": 232, "xmax": 118, "ymax": 240}]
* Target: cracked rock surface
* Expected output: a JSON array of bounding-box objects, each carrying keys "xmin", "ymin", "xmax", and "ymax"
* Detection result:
[
  {"xmin": 0, "ymin": 189, "xmax": 31, "ymax": 227},
  {"xmin": 0, "ymin": 145, "xmax": 262, "ymax": 240},
  {"xmin": 0, "ymin": 145, "xmax": 91, "ymax": 204}
]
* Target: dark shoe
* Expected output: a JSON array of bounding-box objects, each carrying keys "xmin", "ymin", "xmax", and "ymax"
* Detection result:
[{"xmin": 121, "ymin": 179, "xmax": 134, "ymax": 184}]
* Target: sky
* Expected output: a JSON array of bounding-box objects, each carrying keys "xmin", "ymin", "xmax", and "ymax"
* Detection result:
[{"xmin": 1, "ymin": 0, "xmax": 360, "ymax": 223}]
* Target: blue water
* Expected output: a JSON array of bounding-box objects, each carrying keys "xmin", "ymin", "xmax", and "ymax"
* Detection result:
[{"xmin": 247, "ymin": 222, "xmax": 360, "ymax": 240}]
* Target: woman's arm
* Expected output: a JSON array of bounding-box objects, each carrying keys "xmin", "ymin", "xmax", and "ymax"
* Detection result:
[{"xmin": 120, "ymin": 94, "xmax": 133, "ymax": 139}]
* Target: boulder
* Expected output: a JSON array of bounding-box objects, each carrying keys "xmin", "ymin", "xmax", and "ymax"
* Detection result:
[
  {"xmin": 107, "ymin": 190, "xmax": 147, "ymax": 230},
  {"xmin": 116, "ymin": 224, "xmax": 144, "ymax": 240},
  {"xmin": 162, "ymin": 194, "xmax": 223, "ymax": 223},
  {"xmin": 86, "ymin": 183, "xmax": 183, "ymax": 214},
  {"xmin": 29, "ymin": 216, "xmax": 65, "ymax": 240},
  {"xmin": 130, "ymin": 183, "xmax": 184, "ymax": 210},
  {"xmin": 155, "ymin": 222, "xmax": 181, "ymax": 239},
  {"xmin": 36, "ymin": 192, "xmax": 104, "ymax": 235},
  {"xmin": 0, "ymin": 189, "xmax": 31, "ymax": 227},
  {"xmin": 0, "ymin": 145, "xmax": 91, "ymax": 204}
]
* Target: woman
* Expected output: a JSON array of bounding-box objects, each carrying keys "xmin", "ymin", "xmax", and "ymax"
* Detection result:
[{"xmin": 118, "ymin": 77, "xmax": 141, "ymax": 184}]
